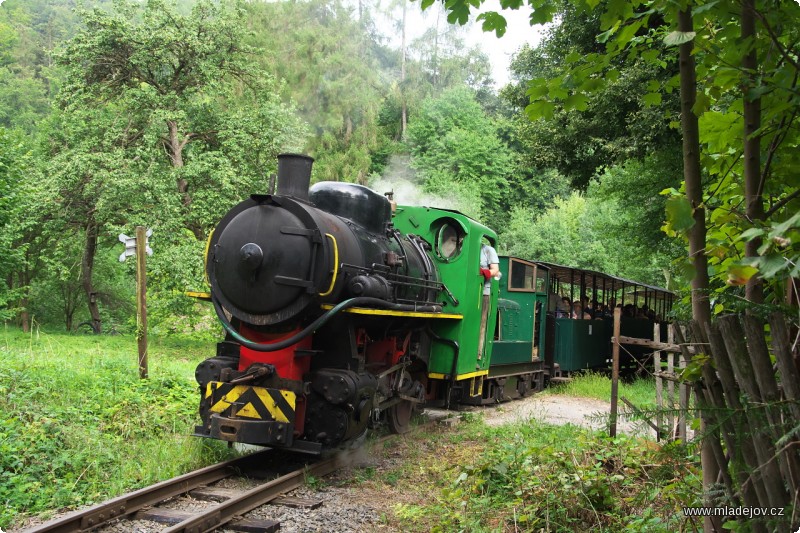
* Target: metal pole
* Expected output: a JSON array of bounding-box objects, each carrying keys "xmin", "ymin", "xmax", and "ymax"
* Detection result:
[
  {"xmin": 611, "ymin": 279, "xmax": 616, "ymax": 309},
  {"xmin": 580, "ymin": 271, "xmax": 586, "ymax": 304},
  {"xmin": 136, "ymin": 226, "xmax": 149, "ymax": 379},
  {"xmin": 610, "ymin": 306, "xmax": 621, "ymax": 437},
  {"xmin": 570, "ymin": 269, "xmax": 574, "ymax": 308}
]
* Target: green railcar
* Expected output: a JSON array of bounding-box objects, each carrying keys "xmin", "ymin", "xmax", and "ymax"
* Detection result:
[
  {"xmin": 470, "ymin": 257, "xmax": 549, "ymax": 404},
  {"xmin": 392, "ymin": 207, "xmax": 674, "ymax": 406}
]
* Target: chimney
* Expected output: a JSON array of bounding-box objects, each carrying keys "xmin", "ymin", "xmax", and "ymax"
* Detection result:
[{"xmin": 276, "ymin": 153, "xmax": 314, "ymax": 201}]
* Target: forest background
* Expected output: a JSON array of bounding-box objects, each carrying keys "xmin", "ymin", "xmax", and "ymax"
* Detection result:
[{"xmin": 0, "ymin": 0, "xmax": 797, "ymax": 335}]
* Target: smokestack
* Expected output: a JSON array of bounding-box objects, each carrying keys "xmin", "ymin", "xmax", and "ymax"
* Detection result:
[{"xmin": 276, "ymin": 153, "xmax": 314, "ymax": 201}]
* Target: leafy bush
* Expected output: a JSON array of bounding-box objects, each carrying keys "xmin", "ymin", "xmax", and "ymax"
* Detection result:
[{"xmin": 394, "ymin": 420, "xmax": 700, "ymax": 532}]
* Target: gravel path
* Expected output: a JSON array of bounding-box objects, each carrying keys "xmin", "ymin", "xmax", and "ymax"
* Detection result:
[{"xmin": 477, "ymin": 393, "xmax": 657, "ymax": 437}]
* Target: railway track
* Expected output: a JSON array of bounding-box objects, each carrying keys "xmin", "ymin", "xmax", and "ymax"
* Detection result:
[{"xmin": 22, "ymin": 446, "xmax": 353, "ymax": 533}]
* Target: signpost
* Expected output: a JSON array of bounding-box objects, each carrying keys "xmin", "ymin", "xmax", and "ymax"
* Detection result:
[{"xmin": 119, "ymin": 227, "xmax": 152, "ymax": 379}]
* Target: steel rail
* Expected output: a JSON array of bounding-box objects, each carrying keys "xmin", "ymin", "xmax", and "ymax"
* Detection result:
[
  {"xmin": 162, "ymin": 453, "xmax": 343, "ymax": 533},
  {"xmin": 24, "ymin": 415, "xmax": 446, "ymax": 533},
  {"xmin": 22, "ymin": 450, "xmax": 273, "ymax": 533},
  {"xmin": 163, "ymin": 423, "xmax": 440, "ymax": 533}
]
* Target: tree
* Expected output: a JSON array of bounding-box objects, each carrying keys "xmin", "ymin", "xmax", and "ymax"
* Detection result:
[
  {"xmin": 0, "ymin": 0, "xmax": 88, "ymax": 132},
  {"xmin": 407, "ymin": 87, "xmax": 514, "ymax": 225},
  {"xmin": 428, "ymin": 0, "xmax": 800, "ymax": 526},
  {"xmin": 499, "ymin": 2, "xmax": 681, "ymax": 190},
  {"xmin": 57, "ymin": 0, "xmax": 305, "ymax": 231},
  {"xmin": 243, "ymin": 0, "xmax": 385, "ymax": 183},
  {"xmin": 37, "ymin": 0, "xmax": 305, "ymax": 332}
]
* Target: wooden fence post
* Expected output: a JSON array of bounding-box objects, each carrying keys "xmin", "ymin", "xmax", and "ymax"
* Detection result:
[
  {"xmin": 678, "ymin": 327, "xmax": 687, "ymax": 442},
  {"xmin": 610, "ymin": 306, "xmax": 621, "ymax": 438},
  {"xmin": 667, "ymin": 326, "xmax": 675, "ymax": 438},
  {"xmin": 136, "ymin": 226, "xmax": 148, "ymax": 379},
  {"xmin": 654, "ymin": 322, "xmax": 663, "ymax": 441}
]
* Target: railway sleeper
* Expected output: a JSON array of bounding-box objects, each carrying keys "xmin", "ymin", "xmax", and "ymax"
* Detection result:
[{"xmin": 136, "ymin": 507, "xmax": 279, "ymax": 532}]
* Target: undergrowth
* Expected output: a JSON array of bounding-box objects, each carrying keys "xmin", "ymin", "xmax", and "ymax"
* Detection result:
[
  {"xmin": 0, "ymin": 328, "xmax": 232, "ymax": 529},
  {"xmin": 389, "ymin": 418, "xmax": 701, "ymax": 532}
]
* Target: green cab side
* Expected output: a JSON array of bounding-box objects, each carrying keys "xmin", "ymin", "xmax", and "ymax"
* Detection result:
[{"xmin": 392, "ymin": 206, "xmax": 498, "ymax": 384}]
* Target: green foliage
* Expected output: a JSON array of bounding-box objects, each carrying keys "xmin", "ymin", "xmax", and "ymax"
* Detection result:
[
  {"xmin": 0, "ymin": 0, "xmax": 306, "ymax": 332},
  {"xmin": 407, "ymin": 87, "xmax": 514, "ymax": 225},
  {"xmin": 500, "ymin": 193, "xmax": 617, "ymax": 275},
  {"xmin": 500, "ymin": 171, "xmax": 677, "ymax": 286},
  {"xmin": 393, "ymin": 420, "xmax": 699, "ymax": 532},
  {"xmin": 242, "ymin": 0, "xmax": 385, "ymax": 183},
  {"xmin": 0, "ymin": 0, "xmax": 83, "ymax": 132},
  {"xmin": 436, "ymin": 0, "xmax": 800, "ymax": 311},
  {"xmin": 0, "ymin": 127, "xmax": 42, "ymax": 321},
  {"xmin": 0, "ymin": 329, "xmax": 229, "ymax": 529},
  {"xmin": 499, "ymin": 3, "xmax": 680, "ymax": 190}
]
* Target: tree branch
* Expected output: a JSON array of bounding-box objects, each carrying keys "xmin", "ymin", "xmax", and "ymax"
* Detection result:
[
  {"xmin": 751, "ymin": 7, "xmax": 800, "ymax": 71},
  {"xmin": 765, "ymin": 188, "xmax": 800, "ymax": 219}
]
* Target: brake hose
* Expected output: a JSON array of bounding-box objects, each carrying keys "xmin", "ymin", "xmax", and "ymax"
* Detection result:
[{"xmin": 212, "ymin": 294, "xmax": 442, "ymax": 352}]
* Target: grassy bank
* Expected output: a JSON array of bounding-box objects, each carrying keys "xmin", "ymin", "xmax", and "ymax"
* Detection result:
[
  {"xmin": 0, "ymin": 328, "xmax": 233, "ymax": 529},
  {"xmin": 549, "ymin": 371, "xmax": 658, "ymax": 410},
  {"xmin": 1, "ymin": 329, "xmax": 688, "ymax": 531}
]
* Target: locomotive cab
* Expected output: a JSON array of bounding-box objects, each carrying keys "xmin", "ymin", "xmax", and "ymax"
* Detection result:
[{"xmin": 391, "ymin": 206, "xmax": 500, "ymax": 407}]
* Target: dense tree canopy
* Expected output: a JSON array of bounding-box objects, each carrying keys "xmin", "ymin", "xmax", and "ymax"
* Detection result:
[{"xmin": 5, "ymin": 0, "xmax": 778, "ymax": 334}]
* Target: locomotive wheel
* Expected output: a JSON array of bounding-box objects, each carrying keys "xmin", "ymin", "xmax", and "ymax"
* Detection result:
[{"xmin": 387, "ymin": 400, "xmax": 414, "ymax": 434}]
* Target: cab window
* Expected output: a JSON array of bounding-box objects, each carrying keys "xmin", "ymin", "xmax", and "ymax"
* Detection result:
[{"xmin": 509, "ymin": 260, "xmax": 536, "ymax": 292}]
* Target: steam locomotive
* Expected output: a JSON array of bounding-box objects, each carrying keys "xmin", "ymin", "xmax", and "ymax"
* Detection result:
[{"xmin": 192, "ymin": 153, "xmax": 672, "ymax": 453}]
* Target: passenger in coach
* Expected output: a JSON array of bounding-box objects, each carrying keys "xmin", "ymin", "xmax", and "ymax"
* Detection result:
[
  {"xmin": 556, "ymin": 296, "xmax": 571, "ymax": 317},
  {"xmin": 572, "ymin": 302, "xmax": 591, "ymax": 320}
]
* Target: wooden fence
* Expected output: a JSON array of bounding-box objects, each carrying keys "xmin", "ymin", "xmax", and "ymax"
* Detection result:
[{"xmin": 611, "ymin": 310, "xmax": 800, "ymax": 531}]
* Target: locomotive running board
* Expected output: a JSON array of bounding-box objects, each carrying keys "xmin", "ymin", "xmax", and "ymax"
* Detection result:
[{"xmin": 319, "ymin": 304, "xmax": 462, "ymax": 319}]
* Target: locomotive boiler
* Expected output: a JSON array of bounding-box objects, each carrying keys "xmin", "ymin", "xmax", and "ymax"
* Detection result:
[{"xmin": 194, "ymin": 154, "xmax": 447, "ymax": 453}]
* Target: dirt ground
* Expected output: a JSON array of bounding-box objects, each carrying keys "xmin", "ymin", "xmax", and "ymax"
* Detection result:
[{"xmin": 470, "ymin": 393, "xmax": 657, "ymax": 437}]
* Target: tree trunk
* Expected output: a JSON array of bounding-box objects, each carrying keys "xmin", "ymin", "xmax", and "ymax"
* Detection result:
[
  {"xmin": 678, "ymin": 9, "xmax": 711, "ymax": 326},
  {"xmin": 62, "ymin": 281, "xmax": 78, "ymax": 332},
  {"xmin": 166, "ymin": 120, "xmax": 192, "ymax": 206},
  {"xmin": 741, "ymin": 0, "xmax": 764, "ymax": 304},
  {"xmin": 345, "ymin": 115, "xmax": 353, "ymax": 143},
  {"xmin": 18, "ymin": 271, "xmax": 29, "ymax": 333},
  {"xmin": 81, "ymin": 219, "xmax": 102, "ymax": 334},
  {"xmin": 167, "ymin": 120, "xmax": 185, "ymax": 169},
  {"xmin": 165, "ymin": 120, "xmax": 203, "ymax": 238},
  {"xmin": 678, "ymin": 8, "xmax": 717, "ymax": 531},
  {"xmin": 400, "ymin": 0, "xmax": 407, "ymax": 139}
]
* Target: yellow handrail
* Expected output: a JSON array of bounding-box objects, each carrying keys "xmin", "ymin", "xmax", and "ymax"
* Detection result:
[{"xmin": 319, "ymin": 233, "xmax": 339, "ymax": 297}]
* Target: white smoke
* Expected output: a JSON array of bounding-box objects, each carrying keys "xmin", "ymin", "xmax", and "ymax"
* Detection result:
[{"xmin": 369, "ymin": 155, "xmax": 474, "ymax": 214}]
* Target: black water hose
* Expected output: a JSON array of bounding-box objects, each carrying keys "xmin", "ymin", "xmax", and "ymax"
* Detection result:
[{"xmin": 212, "ymin": 294, "xmax": 442, "ymax": 352}]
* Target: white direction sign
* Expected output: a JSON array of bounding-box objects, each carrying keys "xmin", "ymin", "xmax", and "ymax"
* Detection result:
[{"xmin": 119, "ymin": 229, "xmax": 153, "ymax": 262}]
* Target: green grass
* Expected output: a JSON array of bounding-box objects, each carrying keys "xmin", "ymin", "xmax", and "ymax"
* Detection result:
[
  {"xmin": 548, "ymin": 371, "xmax": 658, "ymax": 410},
  {"xmin": 0, "ymin": 327, "xmax": 234, "ymax": 529}
]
